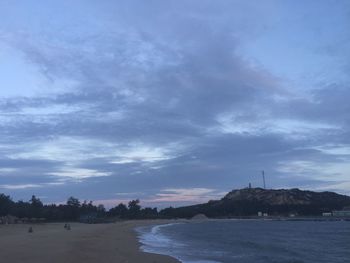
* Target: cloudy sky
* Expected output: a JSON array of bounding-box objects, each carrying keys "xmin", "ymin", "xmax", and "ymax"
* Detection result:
[{"xmin": 0, "ymin": 0, "xmax": 350, "ymax": 207}]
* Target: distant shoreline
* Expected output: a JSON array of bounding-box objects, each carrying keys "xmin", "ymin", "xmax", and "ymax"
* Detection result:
[{"xmin": 206, "ymin": 216, "xmax": 350, "ymax": 221}]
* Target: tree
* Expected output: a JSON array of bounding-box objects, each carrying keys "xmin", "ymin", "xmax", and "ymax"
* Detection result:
[
  {"xmin": 109, "ymin": 203, "xmax": 128, "ymax": 218},
  {"xmin": 140, "ymin": 207, "xmax": 158, "ymax": 218},
  {"xmin": 29, "ymin": 195, "xmax": 43, "ymax": 218},
  {"xmin": 67, "ymin": 196, "xmax": 81, "ymax": 207},
  {"xmin": 128, "ymin": 199, "xmax": 141, "ymax": 218},
  {"xmin": 0, "ymin": 194, "xmax": 14, "ymax": 216},
  {"xmin": 65, "ymin": 196, "xmax": 81, "ymax": 220},
  {"xmin": 97, "ymin": 204, "xmax": 106, "ymax": 216},
  {"xmin": 30, "ymin": 195, "xmax": 43, "ymax": 207}
]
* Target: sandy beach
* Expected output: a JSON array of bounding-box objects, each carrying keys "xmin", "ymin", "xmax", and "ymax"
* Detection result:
[{"xmin": 0, "ymin": 220, "xmax": 180, "ymax": 263}]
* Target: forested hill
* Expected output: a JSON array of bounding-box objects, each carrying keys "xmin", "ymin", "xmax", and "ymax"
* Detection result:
[
  {"xmin": 223, "ymin": 188, "xmax": 350, "ymax": 206},
  {"xmin": 159, "ymin": 188, "xmax": 350, "ymax": 218}
]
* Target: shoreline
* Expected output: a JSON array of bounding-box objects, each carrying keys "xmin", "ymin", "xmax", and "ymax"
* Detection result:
[
  {"xmin": 2, "ymin": 218, "xmax": 346, "ymax": 263},
  {"xmin": 0, "ymin": 220, "xmax": 180, "ymax": 263},
  {"xmin": 131, "ymin": 219, "xmax": 182, "ymax": 263},
  {"xmin": 134, "ymin": 220, "xmax": 184, "ymax": 262}
]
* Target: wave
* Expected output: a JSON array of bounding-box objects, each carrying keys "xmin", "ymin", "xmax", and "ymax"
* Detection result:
[
  {"xmin": 136, "ymin": 223, "xmax": 221, "ymax": 263},
  {"xmin": 136, "ymin": 223, "xmax": 184, "ymax": 251},
  {"xmin": 136, "ymin": 223, "xmax": 185, "ymax": 262}
]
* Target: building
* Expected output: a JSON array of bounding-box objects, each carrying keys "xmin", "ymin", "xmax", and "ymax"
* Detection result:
[
  {"xmin": 332, "ymin": 207, "xmax": 350, "ymax": 217},
  {"xmin": 257, "ymin": 212, "xmax": 268, "ymax": 217},
  {"xmin": 322, "ymin": 212, "xmax": 332, "ymax": 217}
]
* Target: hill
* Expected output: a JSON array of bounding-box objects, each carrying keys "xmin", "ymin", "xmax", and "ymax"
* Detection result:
[{"xmin": 160, "ymin": 188, "xmax": 350, "ymax": 218}]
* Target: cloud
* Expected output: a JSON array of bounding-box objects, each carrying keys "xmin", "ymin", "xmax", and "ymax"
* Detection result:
[
  {"xmin": 0, "ymin": 184, "xmax": 42, "ymax": 190},
  {"xmin": 145, "ymin": 188, "xmax": 227, "ymax": 207},
  {"xmin": 49, "ymin": 168, "xmax": 111, "ymax": 181},
  {"xmin": 0, "ymin": 1, "xmax": 349, "ymax": 204},
  {"xmin": 0, "ymin": 181, "xmax": 65, "ymax": 190},
  {"xmin": 110, "ymin": 143, "xmax": 180, "ymax": 164}
]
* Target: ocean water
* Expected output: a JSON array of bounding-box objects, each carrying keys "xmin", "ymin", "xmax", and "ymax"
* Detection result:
[{"xmin": 136, "ymin": 220, "xmax": 350, "ymax": 263}]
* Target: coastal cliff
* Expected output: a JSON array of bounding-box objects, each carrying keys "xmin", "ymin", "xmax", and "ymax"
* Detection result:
[
  {"xmin": 160, "ymin": 188, "xmax": 350, "ymax": 218},
  {"xmin": 223, "ymin": 188, "xmax": 350, "ymax": 206}
]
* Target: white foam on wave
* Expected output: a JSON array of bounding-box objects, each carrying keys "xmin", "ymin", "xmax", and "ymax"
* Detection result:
[
  {"xmin": 136, "ymin": 223, "xmax": 222, "ymax": 263},
  {"xmin": 136, "ymin": 223, "xmax": 184, "ymax": 252}
]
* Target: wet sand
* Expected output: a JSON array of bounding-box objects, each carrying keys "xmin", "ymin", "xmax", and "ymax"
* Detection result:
[{"xmin": 0, "ymin": 220, "xmax": 180, "ymax": 263}]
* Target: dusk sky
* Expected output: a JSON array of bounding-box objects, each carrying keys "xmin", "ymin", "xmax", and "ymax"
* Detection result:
[{"xmin": 0, "ymin": 0, "xmax": 350, "ymax": 208}]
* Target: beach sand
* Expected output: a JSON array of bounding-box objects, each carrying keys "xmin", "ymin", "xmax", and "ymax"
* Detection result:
[{"xmin": 0, "ymin": 220, "xmax": 180, "ymax": 263}]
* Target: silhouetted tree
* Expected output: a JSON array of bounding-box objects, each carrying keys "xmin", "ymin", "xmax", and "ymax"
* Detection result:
[
  {"xmin": 109, "ymin": 203, "xmax": 128, "ymax": 218},
  {"xmin": 29, "ymin": 195, "xmax": 43, "ymax": 218},
  {"xmin": 0, "ymin": 194, "xmax": 13, "ymax": 216},
  {"xmin": 140, "ymin": 207, "xmax": 158, "ymax": 218},
  {"xmin": 67, "ymin": 197, "xmax": 80, "ymax": 207},
  {"xmin": 128, "ymin": 199, "xmax": 141, "ymax": 218},
  {"xmin": 65, "ymin": 196, "xmax": 81, "ymax": 220},
  {"xmin": 97, "ymin": 204, "xmax": 106, "ymax": 217}
]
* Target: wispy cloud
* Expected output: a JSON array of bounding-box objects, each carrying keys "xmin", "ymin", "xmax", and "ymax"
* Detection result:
[
  {"xmin": 148, "ymin": 188, "xmax": 227, "ymax": 204},
  {"xmin": 0, "ymin": 184, "xmax": 42, "ymax": 190},
  {"xmin": 50, "ymin": 168, "xmax": 111, "ymax": 180}
]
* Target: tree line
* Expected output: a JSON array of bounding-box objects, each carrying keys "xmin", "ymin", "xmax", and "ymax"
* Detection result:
[{"xmin": 0, "ymin": 193, "xmax": 171, "ymax": 221}]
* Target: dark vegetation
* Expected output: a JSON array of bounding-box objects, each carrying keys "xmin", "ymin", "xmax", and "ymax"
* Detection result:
[
  {"xmin": 1, "ymin": 188, "xmax": 350, "ymax": 222},
  {"xmin": 0, "ymin": 194, "xmax": 157, "ymax": 221}
]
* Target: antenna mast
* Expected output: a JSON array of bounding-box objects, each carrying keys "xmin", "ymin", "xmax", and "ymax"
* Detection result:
[{"xmin": 262, "ymin": 170, "xmax": 266, "ymax": 189}]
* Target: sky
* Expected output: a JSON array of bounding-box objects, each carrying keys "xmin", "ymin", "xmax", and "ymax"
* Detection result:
[{"xmin": 0, "ymin": 0, "xmax": 350, "ymax": 208}]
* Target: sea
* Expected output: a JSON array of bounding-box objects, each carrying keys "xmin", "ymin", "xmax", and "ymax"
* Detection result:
[{"xmin": 136, "ymin": 220, "xmax": 350, "ymax": 263}]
